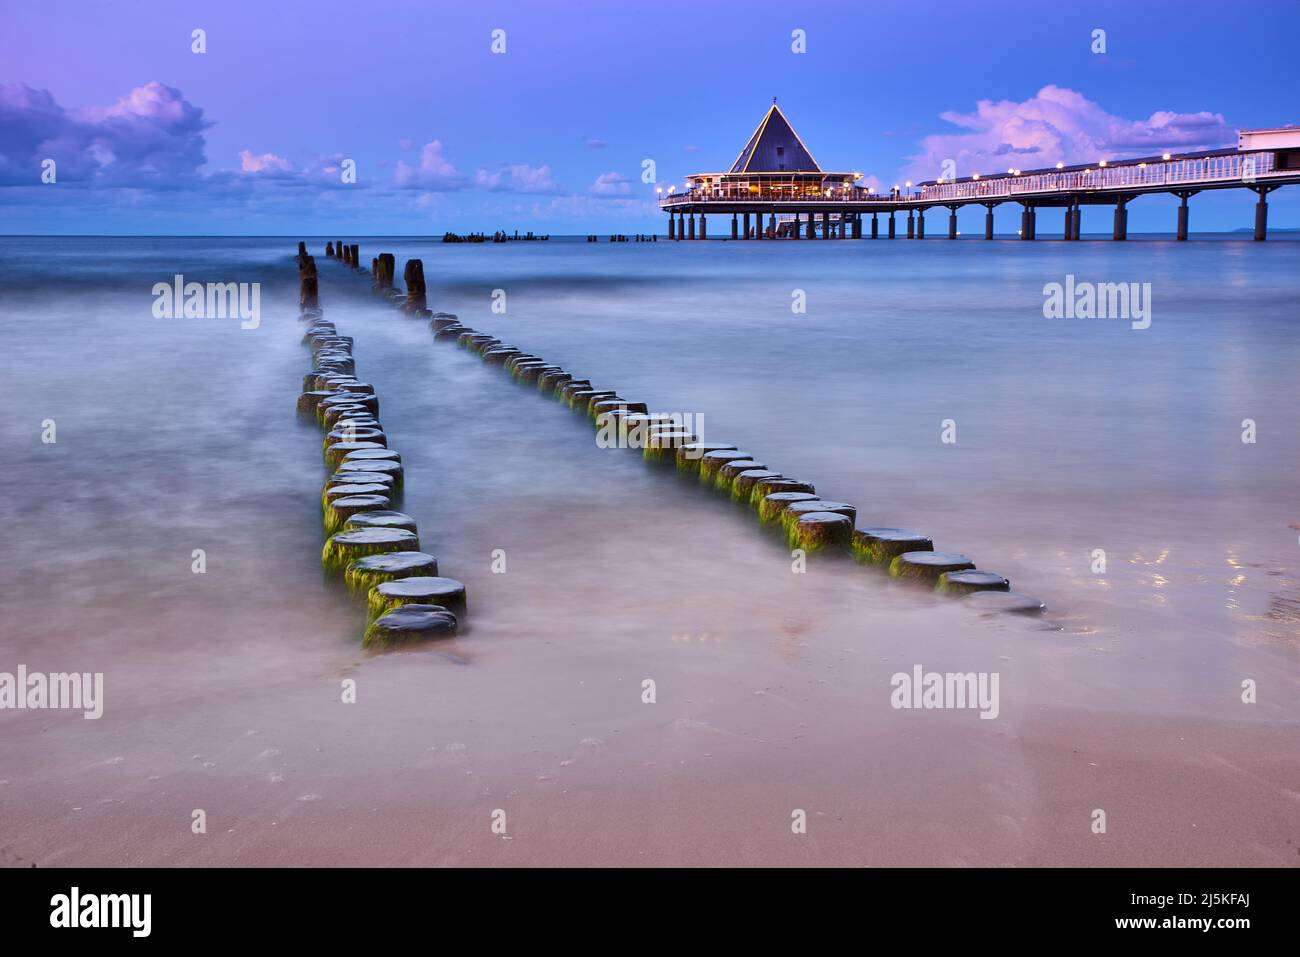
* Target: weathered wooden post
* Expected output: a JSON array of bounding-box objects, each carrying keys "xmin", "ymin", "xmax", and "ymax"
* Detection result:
[
  {"xmin": 299, "ymin": 256, "xmax": 319, "ymax": 309},
  {"xmin": 403, "ymin": 259, "xmax": 429, "ymax": 314},
  {"xmin": 350, "ymin": 244, "xmax": 360, "ymax": 267},
  {"xmin": 326, "ymin": 241, "xmax": 335, "ymax": 257}
]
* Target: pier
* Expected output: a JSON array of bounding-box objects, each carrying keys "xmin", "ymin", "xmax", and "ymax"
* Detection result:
[{"xmin": 660, "ymin": 104, "xmax": 1300, "ymax": 240}]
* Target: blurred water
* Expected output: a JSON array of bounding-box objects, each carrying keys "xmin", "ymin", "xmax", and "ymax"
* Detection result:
[{"xmin": 0, "ymin": 235, "xmax": 1296, "ymax": 866}]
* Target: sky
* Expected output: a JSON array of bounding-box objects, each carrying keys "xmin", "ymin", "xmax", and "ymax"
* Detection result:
[{"xmin": 2, "ymin": 0, "xmax": 1298, "ymax": 234}]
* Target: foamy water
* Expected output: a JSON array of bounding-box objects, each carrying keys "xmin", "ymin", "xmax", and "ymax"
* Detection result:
[{"xmin": 1, "ymin": 235, "xmax": 1296, "ymax": 866}]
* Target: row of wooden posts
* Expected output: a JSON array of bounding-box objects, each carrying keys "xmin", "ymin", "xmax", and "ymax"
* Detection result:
[
  {"xmin": 313, "ymin": 242, "xmax": 1048, "ymax": 618},
  {"xmin": 294, "ymin": 243, "xmax": 467, "ymax": 648}
]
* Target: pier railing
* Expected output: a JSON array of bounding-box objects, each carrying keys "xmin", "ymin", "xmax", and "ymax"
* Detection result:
[
  {"xmin": 660, "ymin": 149, "xmax": 1290, "ymax": 208},
  {"xmin": 916, "ymin": 149, "xmax": 1283, "ymax": 203}
]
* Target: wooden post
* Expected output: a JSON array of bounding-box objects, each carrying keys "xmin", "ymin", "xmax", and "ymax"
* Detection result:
[{"xmin": 299, "ymin": 256, "xmax": 319, "ymax": 309}]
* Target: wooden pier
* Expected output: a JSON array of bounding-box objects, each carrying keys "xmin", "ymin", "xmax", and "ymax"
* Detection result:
[{"xmin": 661, "ymin": 106, "xmax": 1300, "ymax": 241}]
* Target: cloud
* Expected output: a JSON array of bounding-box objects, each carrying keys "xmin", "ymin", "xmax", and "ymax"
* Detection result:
[
  {"xmin": 591, "ymin": 171, "xmax": 631, "ymax": 196},
  {"xmin": 238, "ymin": 149, "xmax": 292, "ymax": 174},
  {"xmin": 0, "ymin": 80, "xmax": 209, "ymax": 187},
  {"xmin": 904, "ymin": 85, "xmax": 1235, "ymax": 181},
  {"xmin": 585, "ymin": 138, "xmax": 608, "ymax": 149},
  {"xmin": 394, "ymin": 140, "xmax": 467, "ymax": 189},
  {"xmin": 475, "ymin": 163, "xmax": 561, "ymax": 194}
]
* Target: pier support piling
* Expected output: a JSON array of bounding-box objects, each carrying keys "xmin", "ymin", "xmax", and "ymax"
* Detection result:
[
  {"xmin": 947, "ymin": 206, "xmax": 958, "ymax": 240},
  {"xmin": 983, "ymin": 204, "xmax": 995, "ymax": 239},
  {"xmin": 731, "ymin": 214, "xmax": 738, "ymax": 240},
  {"xmin": 871, "ymin": 213, "xmax": 879, "ymax": 239},
  {"xmin": 688, "ymin": 213, "xmax": 696, "ymax": 240},
  {"xmin": 1250, "ymin": 185, "xmax": 1278, "ymax": 240},
  {"xmin": 1113, "ymin": 199, "xmax": 1128, "ymax": 241},
  {"xmin": 916, "ymin": 209, "xmax": 925, "ymax": 239},
  {"xmin": 888, "ymin": 212, "xmax": 896, "ymax": 239},
  {"xmin": 906, "ymin": 210, "xmax": 914, "ymax": 239},
  {"xmin": 668, "ymin": 216, "xmax": 675, "ymax": 240},
  {"xmin": 852, "ymin": 214, "xmax": 862, "ymax": 239},
  {"xmin": 699, "ymin": 214, "xmax": 707, "ymax": 240},
  {"xmin": 821, "ymin": 211, "xmax": 830, "ymax": 239},
  {"xmin": 1174, "ymin": 190, "xmax": 1197, "ymax": 241},
  {"xmin": 743, "ymin": 212, "xmax": 751, "ymax": 239}
]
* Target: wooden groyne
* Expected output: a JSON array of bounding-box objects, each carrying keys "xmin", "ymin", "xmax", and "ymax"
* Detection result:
[
  {"xmin": 295, "ymin": 243, "xmax": 467, "ymax": 649},
  {"xmin": 320, "ymin": 246, "xmax": 1046, "ymax": 617}
]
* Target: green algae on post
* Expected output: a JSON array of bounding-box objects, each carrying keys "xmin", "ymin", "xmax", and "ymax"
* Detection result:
[
  {"xmin": 780, "ymin": 500, "xmax": 856, "ymax": 536},
  {"xmin": 757, "ymin": 491, "xmax": 820, "ymax": 524},
  {"xmin": 700, "ymin": 450, "xmax": 752, "ymax": 484},
  {"xmin": 749, "ymin": 478, "xmax": 815, "ymax": 508},
  {"xmin": 676, "ymin": 442, "xmax": 737, "ymax": 474},
  {"xmin": 344, "ymin": 551, "xmax": 439, "ymax": 594},
  {"xmin": 322, "ymin": 527, "xmax": 419, "ymax": 572},
  {"xmin": 324, "ymin": 494, "xmax": 393, "ymax": 533},
  {"xmin": 851, "ymin": 528, "xmax": 934, "ymax": 566},
  {"xmin": 367, "ymin": 576, "xmax": 467, "ymax": 621},
  {"xmin": 343, "ymin": 510, "xmax": 418, "ymax": 533},
  {"xmin": 362, "ymin": 604, "xmax": 458, "ymax": 649},
  {"xmin": 714, "ymin": 458, "xmax": 767, "ymax": 491},
  {"xmin": 324, "ymin": 441, "xmax": 386, "ymax": 468},
  {"xmin": 937, "ymin": 570, "xmax": 1010, "ymax": 595},
  {"xmin": 889, "ymin": 551, "xmax": 975, "ymax": 582},
  {"xmin": 789, "ymin": 511, "xmax": 854, "ymax": 552},
  {"xmin": 730, "ymin": 469, "xmax": 781, "ymax": 501}
]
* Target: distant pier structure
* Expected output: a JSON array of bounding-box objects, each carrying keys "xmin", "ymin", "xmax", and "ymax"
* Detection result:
[{"xmin": 660, "ymin": 101, "xmax": 1300, "ymax": 241}]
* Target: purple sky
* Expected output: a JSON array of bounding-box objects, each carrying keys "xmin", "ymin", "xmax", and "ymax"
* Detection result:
[{"xmin": 2, "ymin": 0, "xmax": 1297, "ymax": 234}]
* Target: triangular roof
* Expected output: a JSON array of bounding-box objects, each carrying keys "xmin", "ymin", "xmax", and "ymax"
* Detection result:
[{"xmin": 729, "ymin": 102, "xmax": 822, "ymax": 174}]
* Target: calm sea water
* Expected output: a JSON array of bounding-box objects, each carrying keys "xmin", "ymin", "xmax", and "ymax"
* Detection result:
[{"xmin": 1, "ymin": 235, "xmax": 1296, "ymax": 866}]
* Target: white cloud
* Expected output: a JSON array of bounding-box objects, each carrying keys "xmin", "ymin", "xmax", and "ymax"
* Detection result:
[
  {"xmin": 591, "ymin": 171, "xmax": 631, "ymax": 195},
  {"xmin": 394, "ymin": 140, "xmax": 466, "ymax": 189},
  {"xmin": 904, "ymin": 85, "xmax": 1234, "ymax": 181},
  {"xmin": 475, "ymin": 163, "xmax": 561, "ymax": 194}
]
